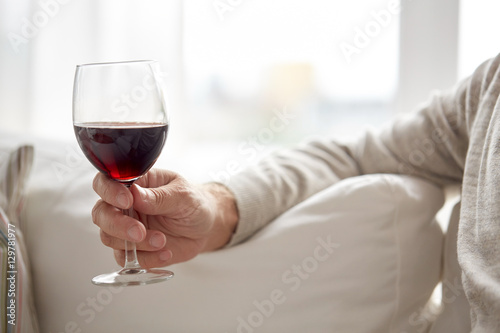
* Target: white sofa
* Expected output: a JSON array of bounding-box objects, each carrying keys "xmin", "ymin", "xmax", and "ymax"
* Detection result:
[{"xmin": 0, "ymin": 134, "xmax": 471, "ymax": 333}]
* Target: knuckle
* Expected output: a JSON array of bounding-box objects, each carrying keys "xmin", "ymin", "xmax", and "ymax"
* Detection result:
[
  {"xmin": 150, "ymin": 187, "xmax": 170, "ymax": 207},
  {"xmin": 162, "ymin": 169, "xmax": 181, "ymax": 185},
  {"xmin": 177, "ymin": 187, "xmax": 203, "ymax": 220},
  {"xmin": 140, "ymin": 252, "xmax": 158, "ymax": 269},
  {"xmin": 92, "ymin": 173, "xmax": 101, "ymax": 193},
  {"xmin": 100, "ymin": 182, "xmax": 112, "ymax": 202},
  {"xmin": 175, "ymin": 183, "xmax": 196, "ymax": 203},
  {"xmin": 92, "ymin": 173, "xmax": 113, "ymax": 202},
  {"xmin": 92, "ymin": 201, "xmax": 122, "ymax": 237},
  {"xmin": 99, "ymin": 230, "xmax": 113, "ymax": 247},
  {"xmin": 91, "ymin": 200, "xmax": 104, "ymax": 226}
]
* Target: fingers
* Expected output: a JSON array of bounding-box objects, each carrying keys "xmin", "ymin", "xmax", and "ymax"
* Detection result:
[
  {"xmin": 131, "ymin": 175, "xmax": 201, "ymax": 217},
  {"xmin": 92, "ymin": 199, "xmax": 146, "ymax": 243},
  {"xmin": 113, "ymin": 237, "xmax": 205, "ymax": 268},
  {"xmin": 100, "ymin": 229, "xmax": 166, "ymax": 251},
  {"xmin": 93, "ymin": 173, "xmax": 132, "ymax": 209},
  {"xmin": 94, "ymin": 168, "xmax": 194, "ymax": 217}
]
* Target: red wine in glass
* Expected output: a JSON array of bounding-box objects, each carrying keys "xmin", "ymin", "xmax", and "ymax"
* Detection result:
[
  {"xmin": 73, "ymin": 60, "xmax": 173, "ymax": 286},
  {"xmin": 74, "ymin": 122, "xmax": 168, "ymax": 183}
]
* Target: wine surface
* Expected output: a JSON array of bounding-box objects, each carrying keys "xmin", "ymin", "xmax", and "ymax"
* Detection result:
[{"xmin": 74, "ymin": 122, "xmax": 168, "ymax": 182}]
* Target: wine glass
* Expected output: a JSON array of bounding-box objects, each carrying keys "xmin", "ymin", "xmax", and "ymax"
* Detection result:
[{"xmin": 72, "ymin": 60, "xmax": 174, "ymax": 286}]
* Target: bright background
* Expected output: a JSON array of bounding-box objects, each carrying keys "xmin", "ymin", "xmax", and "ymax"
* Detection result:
[{"xmin": 0, "ymin": 0, "xmax": 499, "ymax": 181}]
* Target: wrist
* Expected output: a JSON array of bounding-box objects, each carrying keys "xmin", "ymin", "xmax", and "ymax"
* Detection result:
[{"xmin": 201, "ymin": 182, "xmax": 239, "ymax": 252}]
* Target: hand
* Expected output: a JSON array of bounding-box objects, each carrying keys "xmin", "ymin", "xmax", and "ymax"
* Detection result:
[{"xmin": 91, "ymin": 169, "xmax": 238, "ymax": 268}]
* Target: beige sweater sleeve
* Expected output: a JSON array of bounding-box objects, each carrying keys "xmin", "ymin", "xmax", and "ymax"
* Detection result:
[{"xmin": 226, "ymin": 56, "xmax": 486, "ymax": 246}]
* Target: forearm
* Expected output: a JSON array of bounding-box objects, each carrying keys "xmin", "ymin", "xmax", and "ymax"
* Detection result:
[{"xmin": 225, "ymin": 140, "xmax": 362, "ymax": 245}]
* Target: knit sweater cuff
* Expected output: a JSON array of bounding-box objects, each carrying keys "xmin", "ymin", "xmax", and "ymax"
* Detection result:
[{"xmin": 224, "ymin": 176, "xmax": 276, "ymax": 247}]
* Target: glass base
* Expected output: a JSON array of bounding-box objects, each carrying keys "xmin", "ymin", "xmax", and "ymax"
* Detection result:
[{"xmin": 92, "ymin": 267, "xmax": 174, "ymax": 287}]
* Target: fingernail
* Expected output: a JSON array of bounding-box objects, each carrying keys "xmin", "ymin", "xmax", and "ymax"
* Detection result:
[
  {"xmin": 127, "ymin": 226, "xmax": 142, "ymax": 242},
  {"xmin": 150, "ymin": 234, "xmax": 165, "ymax": 248},
  {"xmin": 159, "ymin": 250, "xmax": 172, "ymax": 261},
  {"xmin": 117, "ymin": 193, "xmax": 129, "ymax": 208}
]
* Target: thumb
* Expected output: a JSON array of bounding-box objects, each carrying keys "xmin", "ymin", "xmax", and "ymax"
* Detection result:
[{"xmin": 131, "ymin": 180, "xmax": 192, "ymax": 216}]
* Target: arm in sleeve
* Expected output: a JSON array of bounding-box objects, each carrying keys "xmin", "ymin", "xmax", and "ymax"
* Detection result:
[{"xmin": 225, "ymin": 55, "xmax": 492, "ymax": 246}]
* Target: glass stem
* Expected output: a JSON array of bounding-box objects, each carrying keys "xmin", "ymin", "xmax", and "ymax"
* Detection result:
[{"xmin": 122, "ymin": 183, "xmax": 142, "ymax": 271}]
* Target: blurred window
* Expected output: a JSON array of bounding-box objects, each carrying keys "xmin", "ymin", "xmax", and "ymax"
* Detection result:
[{"xmin": 183, "ymin": 0, "xmax": 399, "ymax": 145}]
